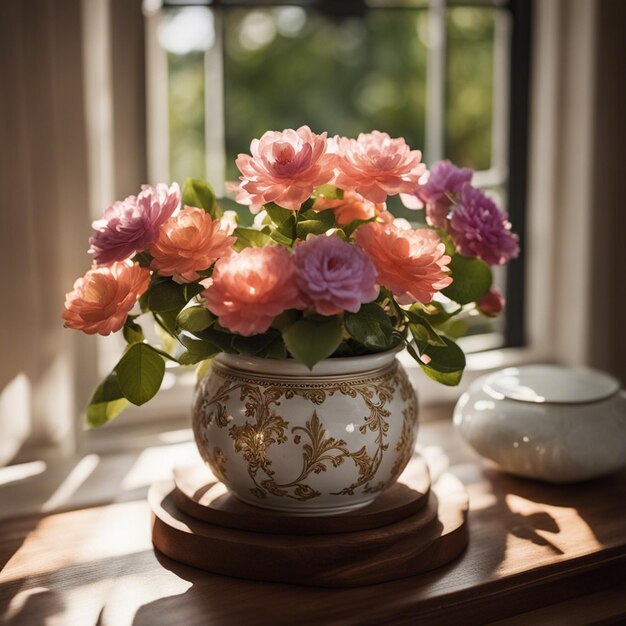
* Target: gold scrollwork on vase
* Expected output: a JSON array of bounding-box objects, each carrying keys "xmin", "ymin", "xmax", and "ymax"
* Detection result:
[{"xmin": 192, "ymin": 361, "xmax": 418, "ymax": 502}]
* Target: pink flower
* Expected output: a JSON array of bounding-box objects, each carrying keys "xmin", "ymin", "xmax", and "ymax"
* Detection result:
[
  {"xmin": 334, "ymin": 131, "xmax": 426, "ymax": 204},
  {"xmin": 150, "ymin": 207, "xmax": 236, "ymax": 283},
  {"xmin": 235, "ymin": 126, "xmax": 336, "ymax": 213},
  {"xmin": 355, "ymin": 222, "xmax": 452, "ymax": 304},
  {"xmin": 203, "ymin": 246, "xmax": 303, "ymax": 336},
  {"xmin": 476, "ymin": 287, "xmax": 505, "ymax": 317},
  {"xmin": 89, "ymin": 183, "xmax": 180, "ymax": 265},
  {"xmin": 313, "ymin": 190, "xmax": 382, "ymax": 226},
  {"xmin": 62, "ymin": 262, "xmax": 150, "ymax": 335},
  {"xmin": 295, "ymin": 235, "xmax": 379, "ymax": 316},
  {"xmin": 401, "ymin": 160, "xmax": 473, "ymax": 227},
  {"xmin": 449, "ymin": 186, "xmax": 519, "ymax": 265}
]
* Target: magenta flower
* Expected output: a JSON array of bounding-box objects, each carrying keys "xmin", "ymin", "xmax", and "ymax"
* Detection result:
[
  {"xmin": 449, "ymin": 186, "xmax": 519, "ymax": 265},
  {"xmin": 295, "ymin": 235, "xmax": 379, "ymax": 316},
  {"xmin": 89, "ymin": 183, "xmax": 180, "ymax": 265},
  {"xmin": 235, "ymin": 126, "xmax": 336, "ymax": 213},
  {"xmin": 334, "ymin": 131, "xmax": 426, "ymax": 204},
  {"xmin": 401, "ymin": 160, "xmax": 473, "ymax": 227}
]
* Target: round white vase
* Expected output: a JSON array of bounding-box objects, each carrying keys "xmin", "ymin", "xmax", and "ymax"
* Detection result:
[
  {"xmin": 454, "ymin": 365, "xmax": 626, "ymax": 483},
  {"xmin": 192, "ymin": 348, "xmax": 419, "ymax": 516}
]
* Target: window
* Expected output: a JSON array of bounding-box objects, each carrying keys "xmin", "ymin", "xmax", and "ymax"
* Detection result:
[
  {"xmin": 86, "ymin": 0, "xmax": 530, "ymax": 441},
  {"xmin": 146, "ymin": 0, "xmax": 530, "ymax": 352}
]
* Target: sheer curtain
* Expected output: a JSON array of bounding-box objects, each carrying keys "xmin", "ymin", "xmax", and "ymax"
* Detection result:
[{"xmin": 0, "ymin": 0, "xmax": 94, "ymax": 464}]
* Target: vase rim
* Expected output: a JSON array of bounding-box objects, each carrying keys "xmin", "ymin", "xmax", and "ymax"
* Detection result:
[{"xmin": 214, "ymin": 346, "xmax": 402, "ymax": 377}]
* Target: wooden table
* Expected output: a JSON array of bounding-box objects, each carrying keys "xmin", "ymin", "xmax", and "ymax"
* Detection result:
[{"xmin": 1, "ymin": 416, "xmax": 626, "ymax": 625}]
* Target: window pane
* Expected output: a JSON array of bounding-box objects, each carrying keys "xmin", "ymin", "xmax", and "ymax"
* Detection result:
[
  {"xmin": 168, "ymin": 51, "xmax": 206, "ymax": 182},
  {"xmin": 445, "ymin": 7, "xmax": 495, "ymax": 170},
  {"xmin": 223, "ymin": 7, "xmax": 428, "ymax": 184}
]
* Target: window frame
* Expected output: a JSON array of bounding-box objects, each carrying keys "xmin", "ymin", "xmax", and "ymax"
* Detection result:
[{"xmin": 84, "ymin": 0, "xmax": 551, "ymax": 450}]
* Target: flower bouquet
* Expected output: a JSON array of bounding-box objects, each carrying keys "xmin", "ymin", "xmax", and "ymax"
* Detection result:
[{"xmin": 63, "ymin": 127, "xmax": 518, "ymax": 431}]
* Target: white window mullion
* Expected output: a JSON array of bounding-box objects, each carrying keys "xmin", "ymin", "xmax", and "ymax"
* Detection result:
[
  {"xmin": 204, "ymin": 8, "xmax": 226, "ymax": 195},
  {"xmin": 425, "ymin": 0, "xmax": 447, "ymax": 164},
  {"xmin": 144, "ymin": 1, "xmax": 171, "ymax": 184}
]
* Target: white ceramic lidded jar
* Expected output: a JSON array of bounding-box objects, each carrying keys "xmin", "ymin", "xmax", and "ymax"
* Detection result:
[
  {"xmin": 192, "ymin": 348, "xmax": 419, "ymax": 515},
  {"xmin": 454, "ymin": 365, "xmax": 626, "ymax": 483}
]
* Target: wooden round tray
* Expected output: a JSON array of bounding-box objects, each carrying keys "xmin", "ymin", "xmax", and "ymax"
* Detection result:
[
  {"xmin": 172, "ymin": 455, "xmax": 431, "ymax": 535},
  {"xmin": 149, "ymin": 461, "xmax": 469, "ymax": 588}
]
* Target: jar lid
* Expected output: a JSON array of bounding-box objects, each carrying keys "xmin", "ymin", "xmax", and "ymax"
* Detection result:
[{"xmin": 483, "ymin": 365, "xmax": 620, "ymax": 404}]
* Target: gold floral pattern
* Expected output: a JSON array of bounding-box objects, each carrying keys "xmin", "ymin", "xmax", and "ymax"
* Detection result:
[{"xmin": 192, "ymin": 361, "xmax": 418, "ymax": 502}]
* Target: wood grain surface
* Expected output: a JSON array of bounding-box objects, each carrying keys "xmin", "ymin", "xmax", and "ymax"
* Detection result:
[
  {"xmin": 1, "ymin": 419, "xmax": 626, "ymax": 625},
  {"xmin": 172, "ymin": 454, "xmax": 431, "ymax": 535},
  {"xmin": 152, "ymin": 468, "xmax": 467, "ymax": 587}
]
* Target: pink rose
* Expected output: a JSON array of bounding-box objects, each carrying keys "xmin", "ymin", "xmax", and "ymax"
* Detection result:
[
  {"xmin": 476, "ymin": 287, "xmax": 505, "ymax": 317},
  {"xmin": 334, "ymin": 131, "xmax": 426, "ymax": 204},
  {"xmin": 150, "ymin": 206, "xmax": 236, "ymax": 283},
  {"xmin": 295, "ymin": 235, "xmax": 379, "ymax": 316},
  {"xmin": 355, "ymin": 222, "xmax": 452, "ymax": 304},
  {"xmin": 62, "ymin": 262, "xmax": 150, "ymax": 335},
  {"xmin": 203, "ymin": 246, "xmax": 303, "ymax": 336},
  {"xmin": 89, "ymin": 183, "xmax": 180, "ymax": 265},
  {"xmin": 235, "ymin": 126, "xmax": 336, "ymax": 213},
  {"xmin": 312, "ymin": 190, "xmax": 382, "ymax": 226}
]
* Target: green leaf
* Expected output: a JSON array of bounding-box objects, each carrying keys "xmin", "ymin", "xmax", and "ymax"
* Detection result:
[
  {"xmin": 196, "ymin": 358, "xmax": 214, "ymax": 382},
  {"xmin": 196, "ymin": 326, "xmax": 236, "ymax": 352},
  {"xmin": 419, "ymin": 336, "xmax": 466, "ymax": 386},
  {"xmin": 442, "ymin": 254, "xmax": 492, "ymax": 305},
  {"xmin": 271, "ymin": 213, "xmax": 297, "ymax": 245},
  {"xmin": 313, "ymin": 184, "xmax": 343, "ymax": 200},
  {"xmin": 271, "ymin": 309, "xmax": 299, "ymax": 331},
  {"xmin": 283, "ymin": 315, "xmax": 343, "ymax": 369},
  {"xmin": 177, "ymin": 306, "xmax": 214, "ymax": 333},
  {"xmin": 147, "ymin": 281, "xmax": 186, "ymax": 312},
  {"xmin": 132, "ymin": 251, "xmax": 153, "ymax": 268},
  {"xmin": 232, "ymin": 332, "xmax": 282, "ymax": 356},
  {"xmin": 265, "ymin": 336, "xmax": 288, "ymax": 359},
  {"xmin": 296, "ymin": 209, "xmax": 336, "ymax": 239},
  {"xmin": 147, "ymin": 280, "xmax": 203, "ymax": 313},
  {"xmin": 342, "ymin": 217, "xmax": 375, "ymax": 238},
  {"xmin": 122, "ymin": 318, "xmax": 144, "ymax": 345},
  {"xmin": 177, "ymin": 336, "xmax": 219, "ymax": 365},
  {"xmin": 115, "ymin": 343, "xmax": 165, "ymax": 406},
  {"xmin": 85, "ymin": 372, "xmax": 129, "ymax": 428},
  {"xmin": 182, "ymin": 178, "xmax": 221, "ymax": 219},
  {"xmin": 233, "ymin": 226, "xmax": 273, "ymax": 251},
  {"xmin": 344, "ymin": 303, "xmax": 396, "ymax": 352},
  {"xmin": 265, "ymin": 203, "xmax": 293, "ymax": 225},
  {"xmin": 405, "ymin": 308, "xmax": 447, "ymax": 348}
]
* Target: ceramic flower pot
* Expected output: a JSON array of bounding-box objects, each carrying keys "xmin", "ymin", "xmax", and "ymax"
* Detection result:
[{"xmin": 192, "ymin": 348, "xmax": 419, "ymax": 515}]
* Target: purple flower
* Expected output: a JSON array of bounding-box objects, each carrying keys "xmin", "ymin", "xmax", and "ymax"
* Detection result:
[
  {"xmin": 449, "ymin": 186, "xmax": 519, "ymax": 265},
  {"xmin": 89, "ymin": 183, "xmax": 180, "ymax": 265},
  {"xmin": 295, "ymin": 235, "xmax": 379, "ymax": 316},
  {"xmin": 419, "ymin": 160, "xmax": 474, "ymax": 228}
]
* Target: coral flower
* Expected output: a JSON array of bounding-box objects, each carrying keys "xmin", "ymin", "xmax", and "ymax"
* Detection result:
[
  {"xmin": 355, "ymin": 222, "xmax": 452, "ymax": 304},
  {"xmin": 402, "ymin": 160, "xmax": 473, "ymax": 228},
  {"xmin": 313, "ymin": 190, "xmax": 382, "ymax": 226},
  {"xmin": 295, "ymin": 235, "xmax": 379, "ymax": 316},
  {"xmin": 203, "ymin": 246, "xmax": 303, "ymax": 336},
  {"xmin": 449, "ymin": 186, "xmax": 519, "ymax": 265},
  {"xmin": 334, "ymin": 131, "xmax": 426, "ymax": 204},
  {"xmin": 62, "ymin": 262, "xmax": 150, "ymax": 335},
  {"xmin": 89, "ymin": 183, "xmax": 180, "ymax": 265},
  {"xmin": 150, "ymin": 207, "xmax": 236, "ymax": 283},
  {"xmin": 235, "ymin": 126, "xmax": 336, "ymax": 213}
]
